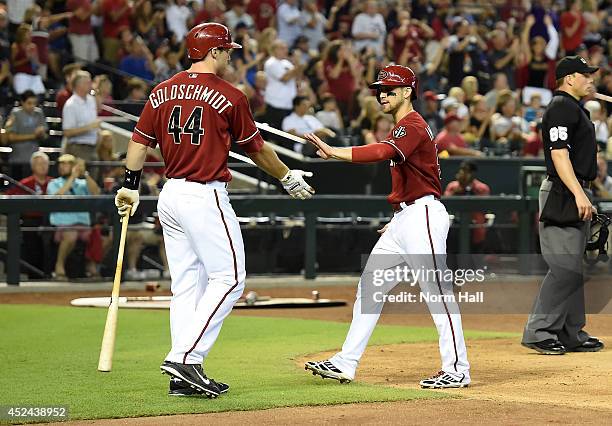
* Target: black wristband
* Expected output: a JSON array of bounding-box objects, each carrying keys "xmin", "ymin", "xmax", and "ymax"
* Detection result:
[{"xmin": 124, "ymin": 168, "xmax": 142, "ymax": 190}]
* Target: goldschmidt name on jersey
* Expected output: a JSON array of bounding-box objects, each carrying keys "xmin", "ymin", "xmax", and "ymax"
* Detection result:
[{"xmin": 149, "ymin": 83, "xmax": 233, "ymax": 114}]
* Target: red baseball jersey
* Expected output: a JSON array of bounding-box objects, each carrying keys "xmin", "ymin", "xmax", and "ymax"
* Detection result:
[
  {"xmin": 131, "ymin": 71, "xmax": 264, "ymax": 183},
  {"xmin": 380, "ymin": 111, "xmax": 441, "ymax": 204}
]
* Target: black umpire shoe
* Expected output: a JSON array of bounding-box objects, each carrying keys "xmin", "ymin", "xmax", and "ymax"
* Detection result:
[
  {"xmin": 567, "ymin": 337, "xmax": 604, "ymax": 352},
  {"xmin": 522, "ymin": 339, "xmax": 566, "ymax": 355},
  {"xmin": 168, "ymin": 377, "xmax": 230, "ymax": 396},
  {"xmin": 160, "ymin": 361, "xmax": 221, "ymax": 398}
]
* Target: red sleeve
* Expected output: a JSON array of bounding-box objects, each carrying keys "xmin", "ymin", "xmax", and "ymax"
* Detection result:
[
  {"xmin": 55, "ymin": 91, "xmax": 69, "ymax": 113},
  {"xmin": 230, "ymin": 95, "xmax": 264, "ymax": 154},
  {"xmin": 381, "ymin": 124, "xmax": 424, "ymax": 163},
  {"xmin": 351, "ymin": 143, "xmax": 396, "ymax": 163},
  {"xmin": 132, "ymin": 100, "xmax": 158, "ymax": 148}
]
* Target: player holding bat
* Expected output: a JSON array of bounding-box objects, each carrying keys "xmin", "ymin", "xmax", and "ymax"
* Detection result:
[{"xmin": 114, "ymin": 23, "xmax": 314, "ymax": 397}]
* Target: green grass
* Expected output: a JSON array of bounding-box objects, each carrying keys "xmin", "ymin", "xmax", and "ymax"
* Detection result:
[{"xmin": 0, "ymin": 305, "xmax": 512, "ymax": 422}]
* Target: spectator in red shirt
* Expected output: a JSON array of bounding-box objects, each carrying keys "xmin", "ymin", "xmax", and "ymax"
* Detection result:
[
  {"xmin": 101, "ymin": 0, "xmax": 132, "ymax": 66},
  {"xmin": 560, "ymin": 0, "xmax": 586, "ymax": 55},
  {"xmin": 322, "ymin": 40, "xmax": 361, "ymax": 122},
  {"xmin": 193, "ymin": 0, "xmax": 225, "ymax": 25},
  {"xmin": 444, "ymin": 160, "xmax": 491, "ymax": 250},
  {"xmin": 23, "ymin": 4, "xmax": 72, "ymax": 83},
  {"xmin": 387, "ymin": 10, "xmax": 433, "ymax": 65},
  {"xmin": 55, "ymin": 62, "xmax": 82, "ymax": 114},
  {"xmin": 11, "ymin": 23, "xmax": 45, "ymax": 95},
  {"xmin": 247, "ymin": 0, "xmax": 277, "ymax": 32},
  {"xmin": 67, "ymin": 0, "xmax": 99, "ymax": 62},
  {"xmin": 6, "ymin": 151, "xmax": 52, "ymax": 197},
  {"xmin": 435, "ymin": 113, "xmax": 482, "ymax": 157},
  {"xmin": 522, "ymin": 121, "xmax": 544, "ymax": 157}
]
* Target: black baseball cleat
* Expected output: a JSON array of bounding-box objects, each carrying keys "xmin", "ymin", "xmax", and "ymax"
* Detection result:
[
  {"xmin": 160, "ymin": 361, "xmax": 220, "ymax": 398},
  {"xmin": 522, "ymin": 339, "xmax": 566, "ymax": 355},
  {"xmin": 567, "ymin": 337, "xmax": 604, "ymax": 352},
  {"xmin": 168, "ymin": 377, "xmax": 229, "ymax": 396}
]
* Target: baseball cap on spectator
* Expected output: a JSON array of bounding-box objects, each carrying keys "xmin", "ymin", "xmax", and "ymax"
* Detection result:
[
  {"xmin": 444, "ymin": 113, "xmax": 461, "ymax": 125},
  {"xmin": 555, "ymin": 56, "xmax": 599, "ymax": 80},
  {"xmin": 58, "ymin": 154, "xmax": 76, "ymax": 163},
  {"xmin": 31, "ymin": 151, "xmax": 49, "ymax": 163},
  {"xmin": 423, "ymin": 91, "xmax": 438, "ymax": 101}
]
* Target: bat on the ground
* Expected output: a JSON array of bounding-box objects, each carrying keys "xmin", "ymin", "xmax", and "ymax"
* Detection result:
[{"xmin": 98, "ymin": 210, "xmax": 131, "ymax": 372}]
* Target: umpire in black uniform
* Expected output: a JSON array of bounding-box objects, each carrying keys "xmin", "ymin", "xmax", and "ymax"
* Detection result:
[{"xmin": 522, "ymin": 56, "xmax": 604, "ymax": 354}]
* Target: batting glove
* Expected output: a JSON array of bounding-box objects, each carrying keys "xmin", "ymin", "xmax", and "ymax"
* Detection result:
[
  {"xmin": 115, "ymin": 187, "xmax": 140, "ymax": 217},
  {"xmin": 280, "ymin": 170, "xmax": 314, "ymax": 200}
]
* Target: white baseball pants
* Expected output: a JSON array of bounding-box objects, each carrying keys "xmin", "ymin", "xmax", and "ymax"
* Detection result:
[
  {"xmin": 330, "ymin": 196, "xmax": 470, "ymax": 381},
  {"xmin": 157, "ymin": 179, "xmax": 245, "ymax": 365}
]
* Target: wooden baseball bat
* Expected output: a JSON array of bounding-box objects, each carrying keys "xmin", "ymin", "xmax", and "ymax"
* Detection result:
[
  {"xmin": 97, "ymin": 209, "xmax": 131, "ymax": 372},
  {"xmin": 595, "ymin": 93, "xmax": 612, "ymax": 103},
  {"xmin": 255, "ymin": 122, "xmax": 307, "ymax": 144}
]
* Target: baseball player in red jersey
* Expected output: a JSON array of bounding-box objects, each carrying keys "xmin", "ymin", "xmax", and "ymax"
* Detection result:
[
  {"xmin": 114, "ymin": 23, "xmax": 314, "ymax": 398},
  {"xmin": 304, "ymin": 65, "xmax": 470, "ymax": 388}
]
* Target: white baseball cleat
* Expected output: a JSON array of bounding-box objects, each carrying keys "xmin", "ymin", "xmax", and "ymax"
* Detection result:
[
  {"xmin": 305, "ymin": 360, "xmax": 352, "ymax": 384},
  {"xmin": 419, "ymin": 371, "xmax": 470, "ymax": 389}
]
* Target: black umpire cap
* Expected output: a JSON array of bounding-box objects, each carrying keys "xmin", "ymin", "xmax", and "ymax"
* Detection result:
[{"xmin": 555, "ymin": 56, "xmax": 599, "ymax": 80}]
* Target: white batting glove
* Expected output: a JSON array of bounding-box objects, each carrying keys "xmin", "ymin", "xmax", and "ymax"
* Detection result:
[
  {"xmin": 115, "ymin": 187, "xmax": 140, "ymax": 217},
  {"xmin": 280, "ymin": 170, "xmax": 314, "ymax": 200}
]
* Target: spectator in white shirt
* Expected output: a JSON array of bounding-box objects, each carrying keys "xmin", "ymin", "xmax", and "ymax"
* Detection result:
[
  {"xmin": 277, "ymin": 0, "xmax": 302, "ymax": 47},
  {"xmin": 282, "ymin": 96, "xmax": 335, "ymax": 154},
  {"xmin": 165, "ymin": 0, "xmax": 192, "ymax": 41},
  {"xmin": 223, "ymin": 0, "xmax": 254, "ymax": 32},
  {"xmin": 315, "ymin": 95, "xmax": 344, "ymax": 132},
  {"xmin": 62, "ymin": 70, "xmax": 100, "ymax": 162},
  {"xmin": 351, "ymin": 1, "xmax": 386, "ymax": 57},
  {"xmin": 263, "ymin": 40, "xmax": 304, "ymax": 128},
  {"xmin": 301, "ymin": 0, "xmax": 327, "ymax": 52}
]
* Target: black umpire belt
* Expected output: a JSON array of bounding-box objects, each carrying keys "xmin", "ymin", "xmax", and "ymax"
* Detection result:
[{"xmin": 547, "ymin": 175, "xmax": 592, "ymax": 190}]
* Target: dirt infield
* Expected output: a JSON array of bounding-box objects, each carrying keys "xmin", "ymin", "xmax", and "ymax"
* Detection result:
[{"xmin": 6, "ymin": 282, "xmax": 612, "ymax": 424}]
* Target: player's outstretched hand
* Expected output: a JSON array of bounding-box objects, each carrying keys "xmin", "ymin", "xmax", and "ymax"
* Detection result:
[
  {"xmin": 281, "ymin": 170, "xmax": 315, "ymax": 200},
  {"xmin": 304, "ymin": 133, "xmax": 333, "ymax": 160},
  {"xmin": 115, "ymin": 187, "xmax": 140, "ymax": 217}
]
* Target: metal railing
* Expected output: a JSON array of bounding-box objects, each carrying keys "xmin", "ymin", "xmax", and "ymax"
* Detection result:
[{"xmin": 0, "ymin": 195, "xmax": 541, "ymax": 285}]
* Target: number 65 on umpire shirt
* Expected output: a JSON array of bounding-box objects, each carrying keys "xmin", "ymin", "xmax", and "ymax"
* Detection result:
[{"xmin": 543, "ymin": 90, "xmax": 597, "ymax": 181}]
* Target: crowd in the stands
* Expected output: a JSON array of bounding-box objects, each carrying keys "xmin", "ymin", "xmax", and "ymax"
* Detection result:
[
  {"xmin": 0, "ymin": 0, "xmax": 610, "ymax": 163},
  {"xmin": 0, "ymin": 0, "xmax": 611, "ymax": 279}
]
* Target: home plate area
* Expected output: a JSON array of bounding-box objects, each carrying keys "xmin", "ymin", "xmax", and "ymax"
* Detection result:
[{"xmin": 70, "ymin": 292, "xmax": 347, "ymax": 310}]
